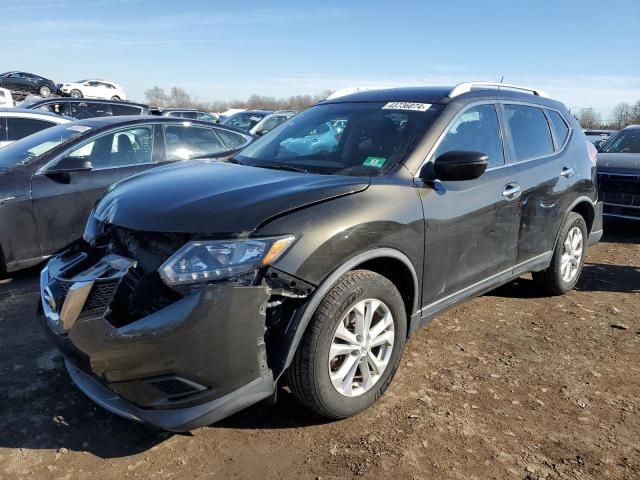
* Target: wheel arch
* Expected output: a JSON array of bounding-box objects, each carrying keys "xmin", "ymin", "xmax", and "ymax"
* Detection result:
[
  {"xmin": 274, "ymin": 248, "xmax": 419, "ymax": 380},
  {"xmin": 554, "ymin": 196, "xmax": 596, "ymax": 248}
]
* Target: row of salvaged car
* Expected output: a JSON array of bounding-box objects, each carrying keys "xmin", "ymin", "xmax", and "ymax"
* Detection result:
[{"xmin": 0, "ymin": 71, "xmax": 127, "ymax": 100}]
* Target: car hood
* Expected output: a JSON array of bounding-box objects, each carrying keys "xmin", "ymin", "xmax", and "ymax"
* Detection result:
[
  {"xmin": 94, "ymin": 160, "xmax": 370, "ymax": 233},
  {"xmin": 597, "ymin": 152, "xmax": 640, "ymax": 175}
]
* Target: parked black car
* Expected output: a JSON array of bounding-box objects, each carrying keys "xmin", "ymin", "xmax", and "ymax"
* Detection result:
[
  {"xmin": 20, "ymin": 97, "xmax": 150, "ymax": 119},
  {"xmin": 0, "ymin": 71, "xmax": 58, "ymax": 98},
  {"xmin": 584, "ymin": 129, "xmax": 616, "ymax": 148},
  {"xmin": 220, "ymin": 109, "xmax": 273, "ymax": 131},
  {"xmin": 0, "ymin": 116, "xmax": 252, "ymax": 273},
  {"xmin": 151, "ymin": 108, "xmax": 219, "ymax": 123},
  {"xmin": 39, "ymin": 83, "xmax": 602, "ymax": 431},
  {"xmin": 596, "ymin": 124, "xmax": 640, "ymax": 220}
]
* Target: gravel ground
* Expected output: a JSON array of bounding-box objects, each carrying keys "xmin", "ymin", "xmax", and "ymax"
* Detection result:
[{"xmin": 0, "ymin": 222, "xmax": 638, "ymax": 480}]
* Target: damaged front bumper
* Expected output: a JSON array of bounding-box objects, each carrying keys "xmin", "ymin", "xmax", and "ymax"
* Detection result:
[{"xmin": 39, "ymin": 249, "xmax": 277, "ymax": 431}]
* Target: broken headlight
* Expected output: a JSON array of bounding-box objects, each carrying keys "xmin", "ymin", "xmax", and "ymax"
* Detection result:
[{"xmin": 158, "ymin": 236, "xmax": 295, "ymax": 286}]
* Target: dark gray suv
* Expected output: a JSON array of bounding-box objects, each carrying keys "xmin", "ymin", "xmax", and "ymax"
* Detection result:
[{"xmin": 39, "ymin": 82, "xmax": 603, "ymax": 431}]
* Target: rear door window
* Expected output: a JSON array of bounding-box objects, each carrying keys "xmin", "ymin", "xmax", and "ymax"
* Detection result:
[
  {"xmin": 6, "ymin": 117, "xmax": 57, "ymax": 141},
  {"xmin": 164, "ymin": 125, "xmax": 228, "ymax": 160},
  {"xmin": 182, "ymin": 111, "xmax": 197, "ymax": 119},
  {"xmin": 434, "ymin": 104, "xmax": 505, "ymax": 168},
  {"xmin": 546, "ymin": 110, "xmax": 570, "ymax": 148},
  {"xmin": 216, "ymin": 129, "xmax": 248, "ymax": 150},
  {"xmin": 504, "ymin": 105, "xmax": 554, "ymax": 161}
]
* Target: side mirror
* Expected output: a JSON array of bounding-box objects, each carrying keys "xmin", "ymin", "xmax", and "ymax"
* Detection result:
[
  {"xmin": 46, "ymin": 156, "xmax": 93, "ymax": 174},
  {"xmin": 421, "ymin": 150, "xmax": 489, "ymax": 181}
]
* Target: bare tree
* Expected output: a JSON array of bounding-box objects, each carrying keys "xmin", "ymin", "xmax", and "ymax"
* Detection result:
[
  {"xmin": 609, "ymin": 102, "xmax": 633, "ymax": 130},
  {"xmin": 575, "ymin": 108, "xmax": 602, "ymax": 129},
  {"xmin": 145, "ymin": 86, "xmax": 169, "ymax": 107},
  {"xmin": 631, "ymin": 100, "xmax": 640, "ymax": 125},
  {"xmin": 168, "ymin": 87, "xmax": 196, "ymax": 108}
]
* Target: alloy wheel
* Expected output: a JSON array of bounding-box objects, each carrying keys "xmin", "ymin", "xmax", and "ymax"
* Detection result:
[
  {"xmin": 560, "ymin": 226, "xmax": 583, "ymax": 283},
  {"xmin": 328, "ymin": 298, "xmax": 395, "ymax": 397}
]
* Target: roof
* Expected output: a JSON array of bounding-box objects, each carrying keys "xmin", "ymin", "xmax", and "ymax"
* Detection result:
[
  {"xmin": 55, "ymin": 115, "xmax": 252, "ymax": 136},
  {"xmin": 323, "ymin": 87, "xmax": 453, "ymax": 104},
  {"xmin": 20, "ymin": 96, "xmax": 148, "ymax": 108},
  {"xmin": 0, "ymin": 107, "xmax": 72, "ymax": 121},
  {"xmin": 322, "ymin": 84, "xmax": 560, "ymax": 106}
]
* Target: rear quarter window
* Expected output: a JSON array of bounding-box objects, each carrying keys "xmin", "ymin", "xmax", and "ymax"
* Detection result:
[
  {"xmin": 110, "ymin": 104, "xmax": 143, "ymax": 116},
  {"xmin": 505, "ymin": 105, "xmax": 554, "ymax": 161},
  {"xmin": 546, "ymin": 110, "xmax": 570, "ymax": 148}
]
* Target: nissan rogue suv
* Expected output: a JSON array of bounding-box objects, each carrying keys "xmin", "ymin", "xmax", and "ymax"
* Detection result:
[{"xmin": 39, "ymin": 83, "xmax": 603, "ymax": 431}]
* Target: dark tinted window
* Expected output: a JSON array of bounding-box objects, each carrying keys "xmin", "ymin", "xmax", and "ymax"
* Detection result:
[
  {"xmin": 6, "ymin": 118, "xmax": 56, "ymax": 141},
  {"xmin": 68, "ymin": 101, "xmax": 111, "ymax": 119},
  {"xmin": 164, "ymin": 125, "xmax": 228, "ymax": 160},
  {"xmin": 110, "ymin": 104, "xmax": 143, "ymax": 116},
  {"xmin": 505, "ymin": 105, "xmax": 554, "ymax": 161},
  {"xmin": 547, "ymin": 110, "xmax": 570, "ymax": 147},
  {"xmin": 182, "ymin": 111, "xmax": 197, "ymax": 119},
  {"xmin": 600, "ymin": 129, "xmax": 640, "ymax": 154},
  {"xmin": 434, "ymin": 104, "xmax": 504, "ymax": 168},
  {"xmin": 34, "ymin": 102, "xmax": 66, "ymax": 115},
  {"xmin": 64, "ymin": 126, "xmax": 153, "ymax": 168},
  {"xmin": 167, "ymin": 112, "xmax": 182, "ymax": 118}
]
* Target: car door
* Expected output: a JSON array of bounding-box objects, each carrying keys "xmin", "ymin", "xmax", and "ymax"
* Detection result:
[
  {"xmin": 418, "ymin": 103, "xmax": 521, "ymax": 312},
  {"xmin": 502, "ymin": 103, "xmax": 571, "ymax": 264},
  {"xmin": 30, "ymin": 124, "xmax": 161, "ymax": 257},
  {"xmin": 0, "ymin": 117, "xmax": 7, "ymax": 147}
]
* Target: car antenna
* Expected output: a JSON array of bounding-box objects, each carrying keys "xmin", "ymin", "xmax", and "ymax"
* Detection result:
[{"xmin": 499, "ymin": 76, "xmax": 504, "ymax": 90}]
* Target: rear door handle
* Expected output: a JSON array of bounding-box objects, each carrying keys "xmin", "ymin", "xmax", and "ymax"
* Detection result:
[
  {"xmin": 560, "ymin": 167, "xmax": 574, "ymax": 178},
  {"xmin": 502, "ymin": 183, "xmax": 521, "ymax": 200}
]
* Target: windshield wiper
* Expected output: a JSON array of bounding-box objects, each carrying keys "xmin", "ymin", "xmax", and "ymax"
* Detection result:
[{"xmin": 259, "ymin": 163, "xmax": 309, "ymax": 174}]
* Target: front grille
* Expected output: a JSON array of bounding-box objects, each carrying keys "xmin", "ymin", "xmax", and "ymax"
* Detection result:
[{"xmin": 599, "ymin": 173, "xmax": 640, "ymax": 207}]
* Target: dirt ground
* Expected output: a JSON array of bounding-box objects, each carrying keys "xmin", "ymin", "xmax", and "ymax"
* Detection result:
[{"xmin": 0, "ymin": 221, "xmax": 638, "ymax": 480}]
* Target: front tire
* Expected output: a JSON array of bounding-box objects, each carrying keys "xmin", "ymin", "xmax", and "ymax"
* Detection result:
[
  {"xmin": 70, "ymin": 89, "xmax": 83, "ymax": 98},
  {"xmin": 39, "ymin": 85, "xmax": 51, "ymax": 97},
  {"xmin": 111, "ymin": 96, "xmax": 121, "ymax": 101},
  {"xmin": 533, "ymin": 212, "xmax": 587, "ymax": 295},
  {"xmin": 287, "ymin": 270, "xmax": 406, "ymax": 418}
]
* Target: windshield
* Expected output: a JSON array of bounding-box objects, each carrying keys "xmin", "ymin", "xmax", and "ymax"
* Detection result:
[
  {"xmin": 236, "ymin": 102, "xmax": 443, "ymax": 175},
  {"xmin": 600, "ymin": 129, "xmax": 640, "ymax": 154},
  {"xmin": 0, "ymin": 124, "xmax": 88, "ymax": 169}
]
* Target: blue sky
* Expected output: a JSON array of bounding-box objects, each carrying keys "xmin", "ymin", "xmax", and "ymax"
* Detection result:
[{"xmin": 2, "ymin": 0, "xmax": 639, "ymax": 116}]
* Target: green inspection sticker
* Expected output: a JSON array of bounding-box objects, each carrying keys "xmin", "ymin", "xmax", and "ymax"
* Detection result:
[{"xmin": 363, "ymin": 156, "xmax": 386, "ymax": 168}]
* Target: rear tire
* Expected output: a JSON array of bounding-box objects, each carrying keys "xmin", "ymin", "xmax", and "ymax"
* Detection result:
[
  {"xmin": 39, "ymin": 85, "xmax": 51, "ymax": 97},
  {"xmin": 70, "ymin": 89, "xmax": 83, "ymax": 98},
  {"xmin": 533, "ymin": 212, "xmax": 587, "ymax": 295},
  {"xmin": 287, "ymin": 270, "xmax": 406, "ymax": 419}
]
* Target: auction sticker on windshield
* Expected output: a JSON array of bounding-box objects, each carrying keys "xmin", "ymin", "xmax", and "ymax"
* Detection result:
[
  {"xmin": 363, "ymin": 156, "xmax": 386, "ymax": 168},
  {"xmin": 382, "ymin": 102, "xmax": 432, "ymax": 112}
]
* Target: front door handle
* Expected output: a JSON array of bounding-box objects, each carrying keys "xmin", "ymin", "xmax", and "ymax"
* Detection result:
[
  {"xmin": 502, "ymin": 183, "xmax": 521, "ymax": 200},
  {"xmin": 560, "ymin": 167, "xmax": 574, "ymax": 178}
]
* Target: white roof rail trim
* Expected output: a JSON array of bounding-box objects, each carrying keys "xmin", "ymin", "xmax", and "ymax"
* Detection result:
[{"xmin": 449, "ymin": 82, "xmax": 549, "ymax": 99}]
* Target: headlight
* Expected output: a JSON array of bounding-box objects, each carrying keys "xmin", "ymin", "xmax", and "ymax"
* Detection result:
[{"xmin": 159, "ymin": 236, "xmax": 295, "ymax": 286}]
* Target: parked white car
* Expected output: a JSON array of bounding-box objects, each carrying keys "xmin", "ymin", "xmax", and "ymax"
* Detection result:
[
  {"xmin": 0, "ymin": 108, "xmax": 71, "ymax": 147},
  {"xmin": 0, "ymin": 88, "xmax": 14, "ymax": 108},
  {"xmin": 59, "ymin": 79, "xmax": 127, "ymax": 100}
]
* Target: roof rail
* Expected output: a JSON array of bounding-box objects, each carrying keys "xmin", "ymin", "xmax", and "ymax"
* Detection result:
[{"xmin": 449, "ymin": 82, "xmax": 549, "ymax": 99}]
